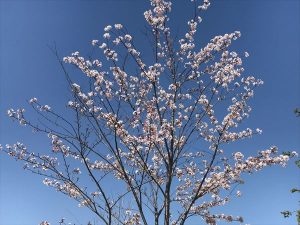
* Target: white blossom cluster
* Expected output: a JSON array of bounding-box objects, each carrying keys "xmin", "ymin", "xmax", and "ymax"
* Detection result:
[{"xmin": 39, "ymin": 221, "xmax": 50, "ymax": 225}]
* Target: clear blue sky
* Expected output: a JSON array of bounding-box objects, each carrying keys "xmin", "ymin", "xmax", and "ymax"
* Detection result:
[{"xmin": 0, "ymin": 0, "xmax": 299, "ymax": 225}]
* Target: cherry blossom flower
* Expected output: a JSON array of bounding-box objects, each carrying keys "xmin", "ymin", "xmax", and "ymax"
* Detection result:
[{"xmin": 39, "ymin": 221, "xmax": 50, "ymax": 225}]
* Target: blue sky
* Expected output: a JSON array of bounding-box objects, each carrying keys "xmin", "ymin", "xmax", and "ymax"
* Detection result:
[{"xmin": 0, "ymin": 0, "xmax": 299, "ymax": 225}]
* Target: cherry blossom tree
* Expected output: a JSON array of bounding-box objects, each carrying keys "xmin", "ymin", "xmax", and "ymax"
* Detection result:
[{"xmin": 1, "ymin": 0, "xmax": 297, "ymax": 225}]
